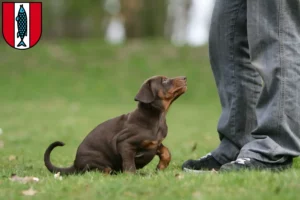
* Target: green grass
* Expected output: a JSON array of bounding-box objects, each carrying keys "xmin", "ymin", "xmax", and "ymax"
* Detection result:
[{"xmin": 0, "ymin": 40, "xmax": 299, "ymax": 200}]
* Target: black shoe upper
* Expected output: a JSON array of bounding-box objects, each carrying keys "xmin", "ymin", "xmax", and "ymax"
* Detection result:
[{"xmin": 182, "ymin": 153, "xmax": 222, "ymax": 171}]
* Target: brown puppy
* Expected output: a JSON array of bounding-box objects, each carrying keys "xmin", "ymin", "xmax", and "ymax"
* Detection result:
[{"xmin": 44, "ymin": 75, "xmax": 187, "ymax": 175}]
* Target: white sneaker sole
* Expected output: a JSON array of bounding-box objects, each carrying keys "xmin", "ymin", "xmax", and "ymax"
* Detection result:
[{"xmin": 183, "ymin": 168, "xmax": 213, "ymax": 174}]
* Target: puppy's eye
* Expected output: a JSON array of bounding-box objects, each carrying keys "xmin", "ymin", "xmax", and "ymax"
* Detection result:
[{"xmin": 162, "ymin": 78, "xmax": 168, "ymax": 84}]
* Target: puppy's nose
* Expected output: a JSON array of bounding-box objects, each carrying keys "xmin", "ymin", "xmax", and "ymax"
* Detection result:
[{"xmin": 180, "ymin": 76, "xmax": 187, "ymax": 81}]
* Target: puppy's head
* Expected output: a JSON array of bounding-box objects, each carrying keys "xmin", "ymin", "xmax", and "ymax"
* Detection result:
[{"xmin": 134, "ymin": 75, "xmax": 187, "ymax": 111}]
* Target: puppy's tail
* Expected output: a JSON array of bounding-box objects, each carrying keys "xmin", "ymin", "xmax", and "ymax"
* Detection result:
[{"xmin": 44, "ymin": 141, "xmax": 76, "ymax": 175}]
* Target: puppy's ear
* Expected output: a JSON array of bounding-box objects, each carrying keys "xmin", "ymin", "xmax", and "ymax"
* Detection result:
[{"xmin": 134, "ymin": 81, "xmax": 155, "ymax": 103}]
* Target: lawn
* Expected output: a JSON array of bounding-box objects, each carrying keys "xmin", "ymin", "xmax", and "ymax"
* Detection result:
[{"xmin": 0, "ymin": 40, "xmax": 299, "ymax": 200}]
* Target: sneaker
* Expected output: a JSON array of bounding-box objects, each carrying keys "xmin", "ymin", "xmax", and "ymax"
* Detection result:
[
  {"xmin": 182, "ymin": 153, "xmax": 222, "ymax": 173},
  {"xmin": 220, "ymin": 157, "xmax": 293, "ymax": 172}
]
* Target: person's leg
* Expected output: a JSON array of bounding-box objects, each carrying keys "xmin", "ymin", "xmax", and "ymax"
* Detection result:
[
  {"xmin": 182, "ymin": 0, "xmax": 262, "ymax": 171},
  {"xmin": 221, "ymin": 0, "xmax": 300, "ymax": 171},
  {"xmin": 209, "ymin": 0, "xmax": 262, "ymax": 164}
]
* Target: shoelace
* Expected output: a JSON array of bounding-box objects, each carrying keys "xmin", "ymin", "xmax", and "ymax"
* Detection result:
[
  {"xmin": 232, "ymin": 158, "xmax": 251, "ymax": 164},
  {"xmin": 198, "ymin": 153, "xmax": 212, "ymax": 160}
]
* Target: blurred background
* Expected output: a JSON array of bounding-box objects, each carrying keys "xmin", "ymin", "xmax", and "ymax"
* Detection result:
[
  {"xmin": 1, "ymin": 0, "xmax": 215, "ymax": 46},
  {"xmin": 0, "ymin": 0, "xmax": 218, "ymax": 104},
  {"xmin": 0, "ymin": 0, "xmax": 221, "ymax": 173}
]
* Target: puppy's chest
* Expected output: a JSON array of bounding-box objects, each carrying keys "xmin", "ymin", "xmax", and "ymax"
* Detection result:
[
  {"xmin": 155, "ymin": 120, "xmax": 168, "ymax": 141},
  {"xmin": 139, "ymin": 122, "xmax": 167, "ymax": 149}
]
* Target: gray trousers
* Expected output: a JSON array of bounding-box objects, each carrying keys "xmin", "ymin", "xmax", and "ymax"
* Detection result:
[{"xmin": 210, "ymin": 0, "xmax": 300, "ymax": 164}]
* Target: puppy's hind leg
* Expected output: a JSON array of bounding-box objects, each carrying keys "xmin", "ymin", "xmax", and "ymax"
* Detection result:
[{"xmin": 80, "ymin": 163, "xmax": 113, "ymax": 175}]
